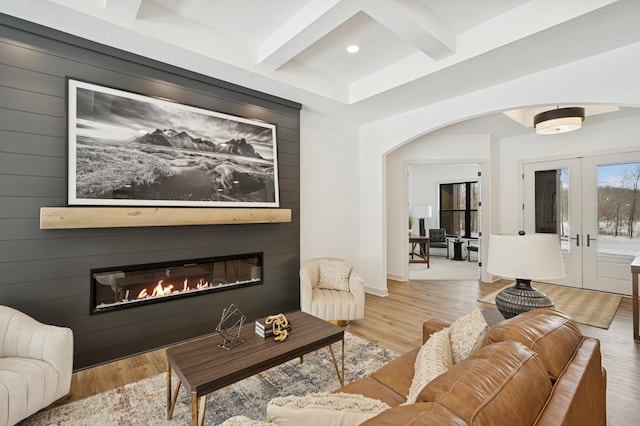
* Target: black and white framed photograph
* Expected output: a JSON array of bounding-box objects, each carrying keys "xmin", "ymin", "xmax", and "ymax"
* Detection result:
[{"xmin": 67, "ymin": 79, "xmax": 279, "ymax": 207}]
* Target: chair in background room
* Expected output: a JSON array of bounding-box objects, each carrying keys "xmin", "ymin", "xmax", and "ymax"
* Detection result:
[
  {"xmin": 428, "ymin": 228, "xmax": 449, "ymax": 258},
  {"xmin": 467, "ymin": 240, "xmax": 479, "ymax": 262},
  {"xmin": 0, "ymin": 305, "xmax": 74, "ymax": 426},
  {"xmin": 300, "ymin": 258, "xmax": 365, "ymax": 326}
]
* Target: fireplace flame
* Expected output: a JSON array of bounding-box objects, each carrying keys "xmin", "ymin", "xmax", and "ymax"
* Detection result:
[
  {"xmin": 137, "ymin": 279, "xmax": 176, "ymax": 299},
  {"xmin": 135, "ymin": 277, "xmax": 217, "ymax": 301},
  {"xmin": 152, "ymin": 280, "xmax": 174, "ymax": 297}
]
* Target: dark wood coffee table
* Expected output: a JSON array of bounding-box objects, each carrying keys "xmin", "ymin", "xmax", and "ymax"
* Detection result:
[{"xmin": 165, "ymin": 311, "xmax": 345, "ymax": 426}]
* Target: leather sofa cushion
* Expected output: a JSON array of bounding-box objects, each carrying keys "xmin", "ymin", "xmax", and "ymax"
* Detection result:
[
  {"xmin": 369, "ymin": 348, "xmax": 418, "ymax": 400},
  {"xmin": 417, "ymin": 341, "xmax": 552, "ymax": 425},
  {"xmin": 361, "ymin": 402, "xmax": 467, "ymax": 425},
  {"xmin": 534, "ymin": 337, "xmax": 607, "ymax": 426},
  {"xmin": 482, "ymin": 307, "xmax": 583, "ymax": 380},
  {"xmin": 337, "ymin": 377, "xmax": 407, "ymax": 407},
  {"xmin": 337, "ymin": 347, "xmax": 418, "ymax": 407}
]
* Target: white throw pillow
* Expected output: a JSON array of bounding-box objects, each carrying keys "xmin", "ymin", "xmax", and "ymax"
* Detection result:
[
  {"xmin": 405, "ymin": 327, "xmax": 453, "ymax": 405},
  {"xmin": 449, "ymin": 308, "xmax": 489, "ymax": 364},
  {"xmin": 219, "ymin": 416, "xmax": 272, "ymax": 426},
  {"xmin": 267, "ymin": 392, "xmax": 390, "ymax": 426},
  {"xmin": 317, "ymin": 259, "xmax": 352, "ymax": 291}
]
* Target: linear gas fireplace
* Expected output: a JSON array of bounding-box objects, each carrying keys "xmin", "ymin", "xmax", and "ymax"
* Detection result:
[{"xmin": 91, "ymin": 252, "xmax": 263, "ymax": 314}]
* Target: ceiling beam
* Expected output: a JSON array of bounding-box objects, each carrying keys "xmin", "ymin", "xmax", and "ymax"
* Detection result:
[
  {"xmin": 258, "ymin": 0, "xmax": 359, "ymax": 70},
  {"xmin": 258, "ymin": 0, "xmax": 455, "ymax": 71},
  {"xmin": 103, "ymin": 0, "xmax": 143, "ymax": 20},
  {"xmin": 365, "ymin": 0, "xmax": 455, "ymax": 60}
]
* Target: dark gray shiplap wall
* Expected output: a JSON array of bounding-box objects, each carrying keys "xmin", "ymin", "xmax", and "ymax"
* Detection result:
[{"xmin": 0, "ymin": 14, "xmax": 301, "ymax": 369}]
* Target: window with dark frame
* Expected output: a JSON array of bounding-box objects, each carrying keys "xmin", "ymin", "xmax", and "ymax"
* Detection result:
[{"xmin": 439, "ymin": 181, "xmax": 479, "ymax": 238}]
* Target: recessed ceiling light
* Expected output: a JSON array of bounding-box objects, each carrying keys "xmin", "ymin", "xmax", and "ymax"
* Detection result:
[{"xmin": 346, "ymin": 45, "xmax": 359, "ymax": 54}]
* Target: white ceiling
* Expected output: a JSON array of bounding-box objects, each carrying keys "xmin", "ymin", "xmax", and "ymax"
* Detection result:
[{"xmin": 40, "ymin": 0, "xmax": 640, "ymax": 130}]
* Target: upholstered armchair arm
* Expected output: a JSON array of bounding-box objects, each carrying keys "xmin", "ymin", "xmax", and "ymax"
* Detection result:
[
  {"xmin": 348, "ymin": 272, "xmax": 365, "ymax": 319},
  {"xmin": 299, "ymin": 263, "xmax": 317, "ymax": 314},
  {"xmin": 0, "ymin": 306, "xmax": 74, "ymax": 393},
  {"xmin": 35, "ymin": 325, "xmax": 74, "ymax": 393}
]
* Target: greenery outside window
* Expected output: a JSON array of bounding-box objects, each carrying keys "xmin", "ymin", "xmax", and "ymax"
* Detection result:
[{"xmin": 440, "ymin": 181, "xmax": 478, "ymax": 238}]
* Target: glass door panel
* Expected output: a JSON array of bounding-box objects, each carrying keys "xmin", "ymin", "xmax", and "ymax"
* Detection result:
[
  {"xmin": 596, "ymin": 163, "xmax": 640, "ymax": 255},
  {"xmin": 582, "ymin": 154, "xmax": 640, "ymax": 295},
  {"xmin": 523, "ymin": 159, "xmax": 582, "ymax": 287},
  {"xmin": 533, "ymin": 169, "xmax": 571, "ymax": 254}
]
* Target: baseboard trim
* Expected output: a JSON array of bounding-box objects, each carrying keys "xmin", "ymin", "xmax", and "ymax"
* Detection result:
[
  {"xmin": 365, "ymin": 286, "xmax": 389, "ymax": 297},
  {"xmin": 386, "ymin": 273, "xmax": 405, "ymax": 282}
]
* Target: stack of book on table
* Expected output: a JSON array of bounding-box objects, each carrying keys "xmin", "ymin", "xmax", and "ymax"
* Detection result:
[{"xmin": 255, "ymin": 316, "xmax": 292, "ymax": 338}]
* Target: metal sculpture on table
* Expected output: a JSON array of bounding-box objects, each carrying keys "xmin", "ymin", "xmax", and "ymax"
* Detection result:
[
  {"xmin": 265, "ymin": 313, "xmax": 289, "ymax": 341},
  {"xmin": 215, "ymin": 304, "xmax": 246, "ymax": 350}
]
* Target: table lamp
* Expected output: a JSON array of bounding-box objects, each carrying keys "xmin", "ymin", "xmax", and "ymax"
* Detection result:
[
  {"xmin": 486, "ymin": 231, "xmax": 565, "ymax": 319},
  {"xmin": 414, "ymin": 205, "xmax": 431, "ymax": 236}
]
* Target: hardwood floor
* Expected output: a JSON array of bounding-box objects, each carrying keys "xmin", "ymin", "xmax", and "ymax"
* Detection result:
[{"xmin": 59, "ymin": 278, "xmax": 639, "ymax": 424}]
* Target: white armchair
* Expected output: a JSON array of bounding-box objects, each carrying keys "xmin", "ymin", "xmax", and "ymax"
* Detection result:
[
  {"xmin": 300, "ymin": 258, "xmax": 365, "ymax": 325},
  {"xmin": 0, "ymin": 305, "xmax": 74, "ymax": 426}
]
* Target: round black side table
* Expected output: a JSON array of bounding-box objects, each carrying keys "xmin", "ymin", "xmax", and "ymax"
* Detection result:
[{"xmin": 451, "ymin": 240, "xmax": 464, "ymax": 261}]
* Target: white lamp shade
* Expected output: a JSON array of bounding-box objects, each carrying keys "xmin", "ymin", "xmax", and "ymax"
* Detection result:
[
  {"xmin": 486, "ymin": 233, "xmax": 565, "ymax": 280},
  {"xmin": 414, "ymin": 205, "xmax": 430, "ymax": 218}
]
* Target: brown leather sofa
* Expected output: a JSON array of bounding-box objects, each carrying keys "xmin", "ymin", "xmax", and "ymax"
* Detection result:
[{"xmin": 337, "ymin": 308, "xmax": 607, "ymax": 425}]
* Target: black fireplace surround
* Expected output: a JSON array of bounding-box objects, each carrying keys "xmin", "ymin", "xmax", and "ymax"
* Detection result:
[{"xmin": 91, "ymin": 252, "xmax": 263, "ymax": 314}]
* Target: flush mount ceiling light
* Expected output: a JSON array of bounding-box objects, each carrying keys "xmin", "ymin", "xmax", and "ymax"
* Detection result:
[
  {"xmin": 533, "ymin": 107, "xmax": 585, "ymax": 135},
  {"xmin": 346, "ymin": 44, "xmax": 359, "ymax": 53}
]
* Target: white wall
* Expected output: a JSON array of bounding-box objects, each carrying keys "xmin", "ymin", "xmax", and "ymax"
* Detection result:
[
  {"xmin": 385, "ymin": 148, "xmax": 405, "ymax": 284},
  {"xmin": 300, "ymin": 109, "xmax": 360, "ymax": 265},
  {"xmin": 359, "ymin": 41, "xmax": 640, "ymax": 295}
]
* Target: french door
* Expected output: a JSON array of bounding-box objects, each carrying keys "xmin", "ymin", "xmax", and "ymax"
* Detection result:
[{"xmin": 523, "ymin": 152, "xmax": 640, "ymax": 295}]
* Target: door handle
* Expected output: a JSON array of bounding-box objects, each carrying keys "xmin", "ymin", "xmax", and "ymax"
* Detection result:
[
  {"xmin": 569, "ymin": 234, "xmax": 580, "ymax": 247},
  {"xmin": 587, "ymin": 234, "xmax": 596, "ymax": 247}
]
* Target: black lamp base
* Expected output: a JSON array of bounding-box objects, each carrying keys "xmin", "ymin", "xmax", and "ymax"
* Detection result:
[{"xmin": 494, "ymin": 279, "xmax": 554, "ymax": 319}]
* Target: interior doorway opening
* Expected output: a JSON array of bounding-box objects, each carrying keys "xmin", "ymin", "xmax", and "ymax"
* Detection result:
[{"xmin": 407, "ymin": 163, "xmax": 481, "ymax": 281}]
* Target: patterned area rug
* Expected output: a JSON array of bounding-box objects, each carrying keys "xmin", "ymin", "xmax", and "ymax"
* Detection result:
[
  {"xmin": 478, "ymin": 282, "xmax": 622, "ymax": 329},
  {"xmin": 20, "ymin": 333, "xmax": 398, "ymax": 426}
]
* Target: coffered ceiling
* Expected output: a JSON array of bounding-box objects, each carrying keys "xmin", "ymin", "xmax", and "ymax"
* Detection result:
[{"xmin": 38, "ymin": 0, "xmax": 640, "ymax": 127}]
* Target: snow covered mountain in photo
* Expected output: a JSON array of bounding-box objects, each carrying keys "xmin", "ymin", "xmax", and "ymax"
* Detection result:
[{"xmin": 136, "ymin": 128, "xmax": 263, "ymax": 159}]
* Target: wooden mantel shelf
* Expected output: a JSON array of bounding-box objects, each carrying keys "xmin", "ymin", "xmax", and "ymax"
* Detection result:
[{"xmin": 40, "ymin": 207, "xmax": 292, "ymax": 229}]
